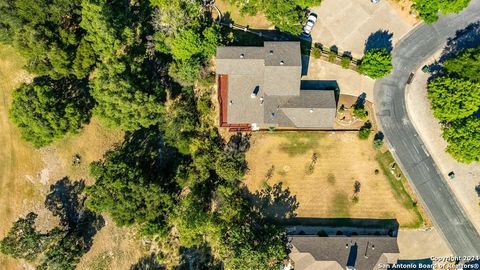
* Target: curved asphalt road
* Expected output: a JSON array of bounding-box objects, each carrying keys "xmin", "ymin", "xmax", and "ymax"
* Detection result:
[{"xmin": 374, "ymin": 0, "xmax": 480, "ymax": 256}]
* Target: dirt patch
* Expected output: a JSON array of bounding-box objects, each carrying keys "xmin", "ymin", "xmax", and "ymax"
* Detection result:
[
  {"xmin": 244, "ymin": 132, "xmax": 426, "ymax": 228},
  {"xmin": 76, "ymin": 216, "xmax": 144, "ymax": 270}
]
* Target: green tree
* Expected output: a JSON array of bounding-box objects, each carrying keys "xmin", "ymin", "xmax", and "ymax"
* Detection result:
[
  {"xmin": 444, "ymin": 47, "xmax": 480, "ymax": 82},
  {"xmin": 443, "ymin": 116, "xmax": 480, "ymax": 163},
  {"xmin": 85, "ymin": 129, "xmax": 179, "ymax": 235},
  {"xmin": 161, "ymin": 93, "xmax": 198, "ymax": 154},
  {"xmin": 9, "ymin": 77, "xmax": 92, "ymax": 147},
  {"xmin": 215, "ymin": 185, "xmax": 286, "ymax": 270},
  {"xmin": 358, "ymin": 48, "xmax": 393, "ymax": 79},
  {"xmin": 413, "ymin": 0, "xmax": 471, "ymax": 23},
  {"xmin": 0, "ymin": 213, "xmax": 55, "ymax": 261},
  {"xmin": 0, "ymin": 0, "xmax": 92, "ymax": 78},
  {"xmin": 90, "ymin": 67, "xmax": 164, "ymax": 131},
  {"xmin": 215, "ymin": 152, "xmax": 247, "ymax": 181},
  {"xmin": 427, "ymin": 77, "xmax": 480, "ymax": 122},
  {"xmin": 168, "ymin": 59, "xmax": 202, "ymax": 87},
  {"xmin": 438, "ymin": 0, "xmax": 471, "ymax": 14},
  {"xmin": 81, "ymin": 0, "xmax": 167, "ymax": 130}
]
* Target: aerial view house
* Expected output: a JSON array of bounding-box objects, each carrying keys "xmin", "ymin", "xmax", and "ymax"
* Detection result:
[
  {"xmin": 288, "ymin": 235, "xmax": 400, "ymax": 270},
  {"xmin": 216, "ymin": 42, "xmax": 337, "ymax": 131}
]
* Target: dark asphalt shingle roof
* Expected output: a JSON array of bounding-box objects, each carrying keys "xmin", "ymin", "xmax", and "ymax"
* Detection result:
[
  {"xmin": 290, "ymin": 236, "xmax": 399, "ymax": 270},
  {"xmin": 216, "ymin": 42, "xmax": 336, "ymax": 128}
]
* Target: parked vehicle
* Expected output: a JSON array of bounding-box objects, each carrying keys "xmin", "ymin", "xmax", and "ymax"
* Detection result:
[
  {"xmin": 303, "ymin": 13, "xmax": 317, "ymax": 35},
  {"xmin": 407, "ymin": 72, "xmax": 415, "ymax": 84}
]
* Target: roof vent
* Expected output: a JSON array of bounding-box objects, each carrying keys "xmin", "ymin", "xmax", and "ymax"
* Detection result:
[
  {"xmin": 240, "ymin": 53, "xmax": 245, "ymax": 59},
  {"xmin": 269, "ymin": 50, "xmax": 274, "ymax": 55},
  {"xmin": 229, "ymin": 100, "xmax": 233, "ymax": 106},
  {"xmin": 309, "ymin": 108, "xmax": 314, "ymax": 113},
  {"xmin": 280, "ymin": 60, "xmax": 284, "ymax": 65}
]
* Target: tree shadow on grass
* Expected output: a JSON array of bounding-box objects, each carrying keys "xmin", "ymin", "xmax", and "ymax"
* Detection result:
[
  {"xmin": 130, "ymin": 253, "xmax": 165, "ymax": 270},
  {"xmin": 248, "ymin": 182, "xmax": 299, "ymax": 222},
  {"xmin": 364, "ymin": 30, "xmax": 393, "ymax": 53},
  {"xmin": 45, "ymin": 178, "xmax": 104, "ymax": 244}
]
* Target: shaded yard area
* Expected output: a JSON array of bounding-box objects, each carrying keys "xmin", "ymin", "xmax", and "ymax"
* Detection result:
[{"xmin": 243, "ymin": 132, "xmax": 426, "ymax": 228}]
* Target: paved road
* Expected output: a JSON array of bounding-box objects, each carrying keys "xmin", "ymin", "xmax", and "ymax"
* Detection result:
[{"xmin": 374, "ymin": 0, "xmax": 480, "ymax": 256}]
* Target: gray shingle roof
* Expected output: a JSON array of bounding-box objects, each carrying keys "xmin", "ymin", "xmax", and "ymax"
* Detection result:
[
  {"xmin": 290, "ymin": 236, "xmax": 400, "ymax": 270},
  {"xmin": 217, "ymin": 42, "xmax": 336, "ymax": 129}
]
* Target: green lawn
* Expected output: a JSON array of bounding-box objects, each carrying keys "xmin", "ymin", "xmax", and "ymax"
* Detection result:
[{"xmin": 375, "ymin": 151, "xmax": 425, "ymax": 228}]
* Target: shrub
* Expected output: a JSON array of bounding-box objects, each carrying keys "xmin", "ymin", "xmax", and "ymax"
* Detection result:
[
  {"xmin": 328, "ymin": 51, "xmax": 337, "ymax": 62},
  {"xmin": 311, "ymin": 46, "xmax": 322, "ymax": 59},
  {"xmin": 373, "ymin": 139, "xmax": 384, "ymax": 149},
  {"xmin": 353, "ymin": 105, "xmax": 368, "ymax": 120},
  {"xmin": 341, "ymin": 55, "xmax": 351, "ymax": 69},
  {"xmin": 359, "ymin": 122, "xmax": 372, "ymax": 140},
  {"xmin": 351, "ymin": 196, "xmax": 359, "ymax": 204}
]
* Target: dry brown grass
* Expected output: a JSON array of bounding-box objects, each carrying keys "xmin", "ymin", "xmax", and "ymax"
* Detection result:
[
  {"xmin": 244, "ymin": 131, "xmax": 424, "ymax": 227},
  {"xmin": 0, "ymin": 45, "xmax": 143, "ymax": 269},
  {"xmin": 214, "ymin": 0, "xmax": 273, "ymax": 29}
]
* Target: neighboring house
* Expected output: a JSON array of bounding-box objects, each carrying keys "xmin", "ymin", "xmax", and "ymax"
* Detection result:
[
  {"xmin": 216, "ymin": 42, "xmax": 337, "ymax": 131},
  {"xmin": 288, "ymin": 236, "xmax": 400, "ymax": 270}
]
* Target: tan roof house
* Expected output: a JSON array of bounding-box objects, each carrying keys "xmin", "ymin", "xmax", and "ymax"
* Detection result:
[{"xmin": 216, "ymin": 42, "xmax": 337, "ymax": 131}]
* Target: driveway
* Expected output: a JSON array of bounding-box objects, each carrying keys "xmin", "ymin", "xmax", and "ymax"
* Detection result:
[
  {"xmin": 406, "ymin": 52, "xmax": 480, "ymax": 233},
  {"xmin": 310, "ymin": 0, "xmax": 414, "ymax": 58},
  {"xmin": 374, "ymin": 0, "xmax": 480, "ymax": 256},
  {"xmin": 302, "ymin": 56, "xmax": 375, "ymax": 101}
]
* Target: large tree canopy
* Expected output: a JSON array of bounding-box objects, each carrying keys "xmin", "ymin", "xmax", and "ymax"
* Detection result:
[
  {"xmin": 413, "ymin": 0, "xmax": 471, "ymax": 23},
  {"xmin": 358, "ymin": 48, "xmax": 393, "ymax": 79},
  {"xmin": 85, "ymin": 129, "xmax": 179, "ymax": 235},
  {"xmin": 80, "ymin": 0, "xmax": 167, "ymax": 130},
  {"xmin": 443, "ymin": 116, "xmax": 480, "ymax": 163},
  {"xmin": 0, "ymin": 0, "xmax": 95, "ymax": 78},
  {"xmin": 0, "ymin": 213, "xmax": 54, "ymax": 261},
  {"xmin": 9, "ymin": 77, "xmax": 92, "ymax": 147},
  {"xmin": 444, "ymin": 48, "xmax": 480, "ymax": 82},
  {"xmin": 427, "ymin": 77, "xmax": 480, "ymax": 122},
  {"xmin": 427, "ymin": 47, "xmax": 480, "ymax": 163}
]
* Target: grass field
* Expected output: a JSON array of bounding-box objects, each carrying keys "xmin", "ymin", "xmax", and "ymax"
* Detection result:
[
  {"xmin": 215, "ymin": 0, "xmax": 273, "ymax": 29},
  {"xmin": 244, "ymin": 131, "xmax": 426, "ymax": 228},
  {"xmin": 0, "ymin": 45, "xmax": 144, "ymax": 269}
]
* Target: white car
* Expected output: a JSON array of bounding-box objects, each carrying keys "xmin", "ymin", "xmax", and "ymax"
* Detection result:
[{"xmin": 303, "ymin": 13, "xmax": 317, "ymax": 35}]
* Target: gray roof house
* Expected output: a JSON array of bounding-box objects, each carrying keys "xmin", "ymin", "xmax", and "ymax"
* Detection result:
[
  {"xmin": 216, "ymin": 42, "xmax": 337, "ymax": 131},
  {"xmin": 288, "ymin": 236, "xmax": 400, "ymax": 270}
]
